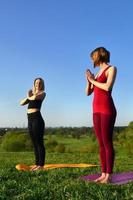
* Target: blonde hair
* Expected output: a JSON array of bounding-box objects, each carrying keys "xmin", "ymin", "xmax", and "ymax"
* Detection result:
[{"xmin": 90, "ymin": 47, "xmax": 110, "ymax": 67}]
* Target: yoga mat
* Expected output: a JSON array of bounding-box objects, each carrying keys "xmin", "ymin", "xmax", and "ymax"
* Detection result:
[
  {"xmin": 16, "ymin": 163, "xmax": 98, "ymax": 171},
  {"xmin": 81, "ymin": 172, "xmax": 133, "ymax": 185}
]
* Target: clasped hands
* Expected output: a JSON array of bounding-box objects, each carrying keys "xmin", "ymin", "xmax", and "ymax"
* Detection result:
[
  {"xmin": 85, "ymin": 69, "xmax": 95, "ymax": 83},
  {"xmin": 27, "ymin": 89, "xmax": 33, "ymax": 98}
]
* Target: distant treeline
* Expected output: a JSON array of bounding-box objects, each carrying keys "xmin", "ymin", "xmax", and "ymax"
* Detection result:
[
  {"xmin": 0, "ymin": 122, "xmax": 132, "ymax": 152},
  {"xmin": 0, "ymin": 126, "xmax": 127, "ymax": 137}
]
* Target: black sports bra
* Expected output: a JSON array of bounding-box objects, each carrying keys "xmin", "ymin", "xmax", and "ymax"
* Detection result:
[{"xmin": 26, "ymin": 99, "xmax": 43, "ymax": 110}]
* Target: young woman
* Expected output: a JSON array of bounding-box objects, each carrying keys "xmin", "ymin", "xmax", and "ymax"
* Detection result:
[
  {"xmin": 20, "ymin": 78, "xmax": 46, "ymax": 171},
  {"xmin": 85, "ymin": 47, "xmax": 117, "ymax": 183}
]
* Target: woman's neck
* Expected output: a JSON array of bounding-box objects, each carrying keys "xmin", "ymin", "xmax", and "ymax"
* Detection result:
[
  {"xmin": 99, "ymin": 63, "xmax": 109, "ymax": 70},
  {"xmin": 96, "ymin": 63, "xmax": 109, "ymax": 78},
  {"xmin": 34, "ymin": 89, "xmax": 39, "ymax": 94}
]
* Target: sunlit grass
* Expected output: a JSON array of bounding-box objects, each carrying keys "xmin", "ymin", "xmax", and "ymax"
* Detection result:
[{"xmin": 0, "ymin": 151, "xmax": 133, "ymax": 200}]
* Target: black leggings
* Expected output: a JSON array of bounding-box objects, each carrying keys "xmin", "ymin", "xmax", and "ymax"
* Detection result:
[{"xmin": 28, "ymin": 111, "xmax": 45, "ymax": 166}]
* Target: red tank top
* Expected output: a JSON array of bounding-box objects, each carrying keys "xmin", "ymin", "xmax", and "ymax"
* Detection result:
[{"xmin": 93, "ymin": 66, "xmax": 116, "ymax": 115}]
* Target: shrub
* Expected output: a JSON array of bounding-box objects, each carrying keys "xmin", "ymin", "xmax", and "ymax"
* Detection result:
[
  {"xmin": 45, "ymin": 138, "xmax": 58, "ymax": 152},
  {"xmin": 66, "ymin": 147, "xmax": 73, "ymax": 153},
  {"xmin": 80, "ymin": 143, "xmax": 98, "ymax": 153},
  {"xmin": 55, "ymin": 144, "xmax": 66, "ymax": 153},
  {"xmin": 2, "ymin": 140, "xmax": 25, "ymax": 152},
  {"xmin": 1, "ymin": 131, "xmax": 32, "ymax": 152},
  {"xmin": 124, "ymin": 142, "xmax": 133, "ymax": 154},
  {"xmin": 46, "ymin": 138, "xmax": 58, "ymax": 148}
]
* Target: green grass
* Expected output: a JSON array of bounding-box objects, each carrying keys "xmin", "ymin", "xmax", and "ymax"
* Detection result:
[
  {"xmin": 46, "ymin": 135, "xmax": 92, "ymax": 148},
  {"xmin": 44, "ymin": 134, "xmax": 98, "ymax": 154},
  {"xmin": 0, "ymin": 133, "xmax": 133, "ymax": 199},
  {"xmin": 0, "ymin": 151, "xmax": 133, "ymax": 200}
]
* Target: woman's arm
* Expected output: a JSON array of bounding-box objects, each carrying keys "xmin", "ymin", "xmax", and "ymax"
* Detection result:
[
  {"xmin": 20, "ymin": 98, "xmax": 29, "ymax": 106},
  {"xmin": 20, "ymin": 89, "xmax": 33, "ymax": 105},
  {"xmin": 85, "ymin": 69, "xmax": 94, "ymax": 95},
  {"xmin": 27, "ymin": 91, "xmax": 46, "ymax": 100},
  {"xmin": 88, "ymin": 66, "xmax": 117, "ymax": 91},
  {"xmin": 85, "ymin": 81, "xmax": 94, "ymax": 96}
]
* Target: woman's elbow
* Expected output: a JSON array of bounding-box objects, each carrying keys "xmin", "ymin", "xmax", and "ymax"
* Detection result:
[
  {"xmin": 20, "ymin": 101, "xmax": 23, "ymax": 106},
  {"xmin": 86, "ymin": 91, "xmax": 92, "ymax": 96},
  {"xmin": 20, "ymin": 100, "xmax": 25, "ymax": 106},
  {"xmin": 105, "ymin": 86, "xmax": 112, "ymax": 91}
]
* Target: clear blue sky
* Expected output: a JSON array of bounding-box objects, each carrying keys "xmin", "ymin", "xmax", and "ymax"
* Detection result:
[{"xmin": 0, "ymin": 0, "xmax": 133, "ymax": 127}]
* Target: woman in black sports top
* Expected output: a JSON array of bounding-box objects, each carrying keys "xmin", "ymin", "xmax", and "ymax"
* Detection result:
[{"xmin": 20, "ymin": 77, "xmax": 46, "ymax": 171}]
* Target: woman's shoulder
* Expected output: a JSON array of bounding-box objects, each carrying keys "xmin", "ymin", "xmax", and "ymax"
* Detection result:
[
  {"xmin": 34, "ymin": 91, "xmax": 46, "ymax": 100},
  {"xmin": 37, "ymin": 91, "xmax": 46, "ymax": 95},
  {"xmin": 42, "ymin": 91, "xmax": 46, "ymax": 99},
  {"xmin": 109, "ymin": 65, "xmax": 117, "ymax": 70},
  {"xmin": 105, "ymin": 65, "xmax": 117, "ymax": 78},
  {"xmin": 107, "ymin": 65, "xmax": 117, "ymax": 74}
]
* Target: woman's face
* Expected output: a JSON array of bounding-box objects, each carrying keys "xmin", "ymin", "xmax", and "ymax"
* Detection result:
[
  {"xmin": 34, "ymin": 79, "xmax": 42, "ymax": 91},
  {"xmin": 91, "ymin": 51, "xmax": 99, "ymax": 67},
  {"xmin": 91, "ymin": 52, "xmax": 100, "ymax": 67}
]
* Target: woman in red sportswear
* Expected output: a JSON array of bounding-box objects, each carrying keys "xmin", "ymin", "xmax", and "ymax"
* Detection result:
[{"xmin": 85, "ymin": 47, "xmax": 117, "ymax": 183}]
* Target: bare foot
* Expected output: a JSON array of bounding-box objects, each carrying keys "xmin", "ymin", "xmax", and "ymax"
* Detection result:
[
  {"xmin": 30, "ymin": 165, "xmax": 38, "ymax": 171},
  {"xmin": 94, "ymin": 173, "xmax": 106, "ymax": 182},
  {"xmin": 100, "ymin": 178, "xmax": 110, "ymax": 184},
  {"xmin": 32, "ymin": 166, "xmax": 44, "ymax": 171},
  {"xmin": 100, "ymin": 174, "xmax": 112, "ymax": 184}
]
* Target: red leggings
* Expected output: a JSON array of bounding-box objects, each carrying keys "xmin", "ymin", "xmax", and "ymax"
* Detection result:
[{"xmin": 93, "ymin": 113, "xmax": 116, "ymax": 174}]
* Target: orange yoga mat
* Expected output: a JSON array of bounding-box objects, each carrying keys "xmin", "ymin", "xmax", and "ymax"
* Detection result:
[{"xmin": 16, "ymin": 163, "xmax": 98, "ymax": 171}]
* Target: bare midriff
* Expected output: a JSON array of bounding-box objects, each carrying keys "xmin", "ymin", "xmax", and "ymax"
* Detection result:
[{"xmin": 27, "ymin": 108, "xmax": 40, "ymax": 114}]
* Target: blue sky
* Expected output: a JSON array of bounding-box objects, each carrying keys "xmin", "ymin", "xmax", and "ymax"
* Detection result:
[{"xmin": 0, "ymin": 0, "xmax": 133, "ymax": 127}]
